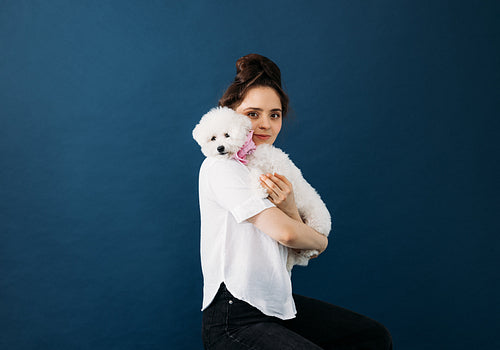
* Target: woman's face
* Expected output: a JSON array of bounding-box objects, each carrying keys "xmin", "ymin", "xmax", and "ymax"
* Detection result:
[{"xmin": 235, "ymin": 86, "xmax": 282, "ymax": 146}]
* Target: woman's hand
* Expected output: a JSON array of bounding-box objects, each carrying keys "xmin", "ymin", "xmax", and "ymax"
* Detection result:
[
  {"xmin": 258, "ymin": 173, "xmax": 328, "ymax": 257},
  {"xmin": 259, "ymin": 173, "xmax": 302, "ymax": 221}
]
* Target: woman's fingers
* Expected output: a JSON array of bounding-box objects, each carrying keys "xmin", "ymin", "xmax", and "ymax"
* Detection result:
[
  {"xmin": 259, "ymin": 173, "xmax": 292, "ymax": 204},
  {"xmin": 273, "ymin": 173, "xmax": 293, "ymax": 189},
  {"xmin": 260, "ymin": 175, "xmax": 281, "ymax": 202},
  {"xmin": 261, "ymin": 173, "xmax": 291, "ymax": 192},
  {"xmin": 260, "ymin": 176, "xmax": 280, "ymax": 202},
  {"xmin": 259, "ymin": 177, "xmax": 275, "ymax": 197},
  {"xmin": 266, "ymin": 173, "xmax": 284, "ymax": 190},
  {"xmin": 270, "ymin": 174, "xmax": 292, "ymax": 199},
  {"xmin": 260, "ymin": 174, "xmax": 281, "ymax": 191}
]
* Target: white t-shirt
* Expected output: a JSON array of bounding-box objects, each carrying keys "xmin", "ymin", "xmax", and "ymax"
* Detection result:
[{"xmin": 198, "ymin": 157, "xmax": 297, "ymax": 320}]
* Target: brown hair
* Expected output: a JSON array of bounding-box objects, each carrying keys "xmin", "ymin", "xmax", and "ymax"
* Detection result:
[{"xmin": 218, "ymin": 54, "xmax": 290, "ymax": 117}]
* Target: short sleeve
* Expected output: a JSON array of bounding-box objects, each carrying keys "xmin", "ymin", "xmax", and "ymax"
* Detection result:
[{"xmin": 204, "ymin": 158, "xmax": 275, "ymax": 223}]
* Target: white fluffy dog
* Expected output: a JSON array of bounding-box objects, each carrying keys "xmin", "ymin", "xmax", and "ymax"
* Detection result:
[{"xmin": 193, "ymin": 107, "xmax": 331, "ymax": 271}]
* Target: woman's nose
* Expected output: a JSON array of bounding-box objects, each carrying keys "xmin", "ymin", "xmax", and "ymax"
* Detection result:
[{"xmin": 258, "ymin": 116, "xmax": 270, "ymax": 129}]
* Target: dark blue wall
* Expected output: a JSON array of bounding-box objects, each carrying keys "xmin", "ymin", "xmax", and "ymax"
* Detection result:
[{"xmin": 1, "ymin": 1, "xmax": 498, "ymax": 349}]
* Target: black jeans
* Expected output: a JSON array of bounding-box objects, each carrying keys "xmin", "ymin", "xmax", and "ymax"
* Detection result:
[{"xmin": 202, "ymin": 283, "xmax": 392, "ymax": 349}]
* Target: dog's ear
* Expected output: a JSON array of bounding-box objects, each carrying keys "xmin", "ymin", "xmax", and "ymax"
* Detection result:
[{"xmin": 192, "ymin": 122, "xmax": 203, "ymax": 146}]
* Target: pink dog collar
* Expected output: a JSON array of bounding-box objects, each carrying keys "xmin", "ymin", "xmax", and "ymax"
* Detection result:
[{"xmin": 232, "ymin": 130, "xmax": 256, "ymax": 165}]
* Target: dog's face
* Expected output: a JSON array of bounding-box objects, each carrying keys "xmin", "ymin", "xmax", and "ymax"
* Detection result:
[{"xmin": 193, "ymin": 107, "xmax": 252, "ymax": 158}]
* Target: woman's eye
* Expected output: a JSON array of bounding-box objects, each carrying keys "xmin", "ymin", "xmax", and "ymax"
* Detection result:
[
  {"xmin": 247, "ymin": 112, "xmax": 258, "ymax": 118},
  {"xmin": 225, "ymin": 133, "xmax": 230, "ymax": 138},
  {"xmin": 271, "ymin": 113, "xmax": 281, "ymax": 119},
  {"xmin": 211, "ymin": 136, "xmax": 216, "ymax": 141}
]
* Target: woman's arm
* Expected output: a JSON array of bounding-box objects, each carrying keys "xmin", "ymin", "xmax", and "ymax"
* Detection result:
[
  {"xmin": 247, "ymin": 207, "xmax": 328, "ymax": 252},
  {"xmin": 251, "ymin": 172, "xmax": 327, "ymax": 252}
]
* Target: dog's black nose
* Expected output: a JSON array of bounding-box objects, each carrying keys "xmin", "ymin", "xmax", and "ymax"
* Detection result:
[{"xmin": 217, "ymin": 145, "xmax": 225, "ymax": 153}]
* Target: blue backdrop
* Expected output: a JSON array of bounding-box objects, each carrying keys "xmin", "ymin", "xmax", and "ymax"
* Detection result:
[{"xmin": 1, "ymin": 1, "xmax": 498, "ymax": 349}]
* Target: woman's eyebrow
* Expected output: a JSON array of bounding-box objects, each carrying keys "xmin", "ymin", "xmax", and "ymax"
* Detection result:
[{"xmin": 244, "ymin": 107, "xmax": 282, "ymax": 112}]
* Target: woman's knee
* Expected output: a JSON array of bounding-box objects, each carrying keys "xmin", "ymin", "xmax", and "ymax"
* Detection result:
[{"xmin": 370, "ymin": 320, "xmax": 393, "ymax": 350}]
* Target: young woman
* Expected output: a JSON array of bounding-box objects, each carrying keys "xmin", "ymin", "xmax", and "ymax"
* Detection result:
[{"xmin": 198, "ymin": 54, "xmax": 392, "ymax": 349}]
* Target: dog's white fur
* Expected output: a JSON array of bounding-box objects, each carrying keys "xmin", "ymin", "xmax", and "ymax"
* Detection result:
[{"xmin": 193, "ymin": 107, "xmax": 331, "ymax": 271}]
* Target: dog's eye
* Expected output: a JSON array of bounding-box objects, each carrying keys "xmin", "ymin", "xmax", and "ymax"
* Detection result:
[
  {"xmin": 211, "ymin": 136, "xmax": 216, "ymax": 141},
  {"xmin": 225, "ymin": 133, "xmax": 230, "ymax": 138}
]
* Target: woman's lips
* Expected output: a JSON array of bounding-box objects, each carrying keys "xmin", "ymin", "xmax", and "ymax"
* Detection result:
[{"xmin": 254, "ymin": 134, "xmax": 271, "ymax": 140}]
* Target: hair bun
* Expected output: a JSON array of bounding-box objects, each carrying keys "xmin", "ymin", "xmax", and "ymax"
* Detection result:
[
  {"xmin": 236, "ymin": 54, "xmax": 263, "ymax": 74},
  {"xmin": 235, "ymin": 53, "xmax": 282, "ymax": 86}
]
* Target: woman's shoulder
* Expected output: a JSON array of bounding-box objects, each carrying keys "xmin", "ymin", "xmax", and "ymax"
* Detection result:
[
  {"xmin": 200, "ymin": 157, "xmax": 249, "ymax": 178},
  {"xmin": 201, "ymin": 156, "xmax": 241, "ymax": 169}
]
